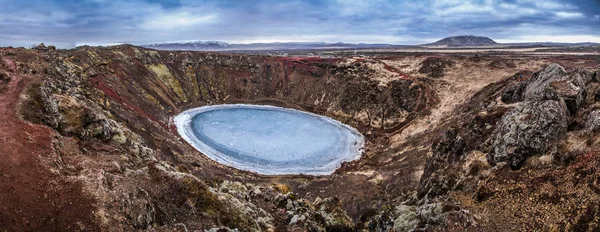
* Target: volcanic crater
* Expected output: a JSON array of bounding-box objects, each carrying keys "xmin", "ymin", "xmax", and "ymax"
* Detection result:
[{"xmin": 1, "ymin": 44, "xmax": 600, "ymax": 231}]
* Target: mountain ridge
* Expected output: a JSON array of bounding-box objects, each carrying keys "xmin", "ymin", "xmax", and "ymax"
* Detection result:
[
  {"xmin": 142, "ymin": 41, "xmax": 396, "ymax": 51},
  {"xmin": 139, "ymin": 36, "xmax": 600, "ymax": 51},
  {"xmin": 426, "ymin": 35, "xmax": 498, "ymax": 47}
]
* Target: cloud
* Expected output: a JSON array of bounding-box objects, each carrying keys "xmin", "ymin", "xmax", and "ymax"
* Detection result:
[
  {"xmin": 0, "ymin": 0, "xmax": 598, "ymax": 47},
  {"xmin": 498, "ymin": 34, "xmax": 600, "ymax": 43},
  {"xmin": 141, "ymin": 11, "xmax": 217, "ymax": 29},
  {"xmin": 555, "ymin": 11, "xmax": 585, "ymax": 19}
]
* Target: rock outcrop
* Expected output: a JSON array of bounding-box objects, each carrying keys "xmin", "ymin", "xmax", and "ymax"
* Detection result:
[
  {"xmin": 522, "ymin": 64, "xmax": 587, "ymax": 113},
  {"xmin": 488, "ymin": 100, "xmax": 569, "ymax": 168},
  {"xmin": 492, "ymin": 64, "xmax": 595, "ymax": 168},
  {"xmin": 502, "ymin": 64, "xmax": 590, "ymax": 113},
  {"xmin": 586, "ymin": 109, "xmax": 600, "ymax": 132}
]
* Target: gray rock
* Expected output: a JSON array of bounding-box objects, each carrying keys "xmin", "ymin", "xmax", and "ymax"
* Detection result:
[
  {"xmin": 522, "ymin": 64, "xmax": 567, "ymax": 100},
  {"xmin": 488, "ymin": 100, "xmax": 569, "ymax": 169},
  {"xmin": 417, "ymin": 203, "xmax": 445, "ymax": 225},
  {"xmin": 286, "ymin": 199, "xmax": 294, "ymax": 210},
  {"xmin": 40, "ymin": 84, "xmax": 64, "ymax": 129},
  {"xmin": 83, "ymin": 110, "xmax": 114, "ymax": 141},
  {"xmin": 289, "ymin": 214, "xmax": 306, "ymax": 225},
  {"xmin": 119, "ymin": 188, "xmax": 155, "ymax": 230},
  {"xmin": 522, "ymin": 64, "xmax": 586, "ymax": 113},
  {"xmin": 501, "ymin": 81, "xmax": 527, "ymax": 104},
  {"xmin": 586, "ymin": 109, "xmax": 600, "ymax": 132}
]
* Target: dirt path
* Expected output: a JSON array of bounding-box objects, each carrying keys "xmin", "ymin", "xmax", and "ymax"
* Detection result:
[{"xmin": 0, "ymin": 57, "xmax": 99, "ymax": 231}]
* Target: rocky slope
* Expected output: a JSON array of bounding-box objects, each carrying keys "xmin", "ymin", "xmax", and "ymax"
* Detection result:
[{"xmin": 1, "ymin": 44, "xmax": 600, "ymax": 231}]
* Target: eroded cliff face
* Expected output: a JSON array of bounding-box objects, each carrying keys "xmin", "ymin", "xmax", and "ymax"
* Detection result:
[{"xmin": 2, "ymin": 45, "xmax": 600, "ymax": 231}]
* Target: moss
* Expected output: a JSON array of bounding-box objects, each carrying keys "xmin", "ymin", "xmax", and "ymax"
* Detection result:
[
  {"xmin": 175, "ymin": 165, "xmax": 190, "ymax": 173},
  {"xmin": 95, "ymin": 93, "xmax": 111, "ymax": 108},
  {"xmin": 112, "ymin": 50, "xmax": 126, "ymax": 58},
  {"xmin": 185, "ymin": 66, "xmax": 200, "ymax": 97},
  {"xmin": 86, "ymin": 50, "xmax": 98, "ymax": 59},
  {"xmin": 173, "ymin": 176, "xmax": 258, "ymax": 230},
  {"xmin": 132, "ymin": 48, "xmax": 143, "ymax": 58},
  {"xmin": 20, "ymin": 83, "xmax": 45, "ymax": 124},
  {"xmin": 180, "ymin": 177, "xmax": 257, "ymax": 229},
  {"xmin": 272, "ymin": 183, "xmax": 290, "ymax": 194},
  {"xmin": 181, "ymin": 176, "xmax": 221, "ymax": 215},
  {"xmin": 59, "ymin": 100, "xmax": 86, "ymax": 134},
  {"xmin": 145, "ymin": 50, "xmax": 159, "ymax": 57},
  {"xmin": 147, "ymin": 64, "xmax": 188, "ymax": 102},
  {"xmin": 199, "ymin": 83, "xmax": 210, "ymax": 100},
  {"xmin": 111, "ymin": 131, "xmax": 127, "ymax": 144},
  {"xmin": 393, "ymin": 205, "xmax": 418, "ymax": 232}
]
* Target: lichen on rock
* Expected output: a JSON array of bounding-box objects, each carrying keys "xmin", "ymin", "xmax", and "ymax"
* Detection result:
[
  {"xmin": 393, "ymin": 205, "xmax": 419, "ymax": 232},
  {"xmin": 488, "ymin": 100, "xmax": 569, "ymax": 169}
]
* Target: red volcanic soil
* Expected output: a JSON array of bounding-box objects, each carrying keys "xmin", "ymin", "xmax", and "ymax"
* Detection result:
[
  {"xmin": 381, "ymin": 61, "xmax": 411, "ymax": 79},
  {"xmin": 0, "ymin": 57, "xmax": 99, "ymax": 231},
  {"xmin": 90, "ymin": 75, "xmax": 164, "ymax": 127}
]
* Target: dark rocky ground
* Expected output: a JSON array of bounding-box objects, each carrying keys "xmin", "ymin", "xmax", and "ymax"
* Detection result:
[{"xmin": 0, "ymin": 44, "xmax": 599, "ymax": 231}]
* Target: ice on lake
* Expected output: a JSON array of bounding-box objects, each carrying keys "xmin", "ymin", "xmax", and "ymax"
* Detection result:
[{"xmin": 174, "ymin": 104, "xmax": 364, "ymax": 175}]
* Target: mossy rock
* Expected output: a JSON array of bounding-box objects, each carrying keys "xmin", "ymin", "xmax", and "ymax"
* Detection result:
[
  {"xmin": 393, "ymin": 205, "xmax": 418, "ymax": 232},
  {"xmin": 111, "ymin": 131, "xmax": 127, "ymax": 144}
]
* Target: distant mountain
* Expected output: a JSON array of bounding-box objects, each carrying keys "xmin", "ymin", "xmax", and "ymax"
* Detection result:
[
  {"xmin": 140, "ymin": 36, "xmax": 599, "ymax": 52},
  {"xmin": 141, "ymin": 41, "xmax": 395, "ymax": 51},
  {"xmin": 143, "ymin": 41, "xmax": 231, "ymax": 51},
  {"xmin": 426, "ymin": 35, "xmax": 498, "ymax": 47}
]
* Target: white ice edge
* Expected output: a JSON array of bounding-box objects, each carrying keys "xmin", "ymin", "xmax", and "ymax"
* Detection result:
[{"xmin": 174, "ymin": 104, "xmax": 365, "ymax": 175}]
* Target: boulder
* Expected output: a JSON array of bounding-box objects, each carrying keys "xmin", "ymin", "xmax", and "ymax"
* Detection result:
[
  {"xmin": 119, "ymin": 188, "xmax": 155, "ymax": 229},
  {"xmin": 488, "ymin": 100, "xmax": 569, "ymax": 169},
  {"xmin": 417, "ymin": 203, "xmax": 445, "ymax": 225},
  {"xmin": 39, "ymin": 85, "xmax": 64, "ymax": 129},
  {"xmin": 522, "ymin": 64, "xmax": 586, "ymax": 113},
  {"xmin": 586, "ymin": 109, "xmax": 600, "ymax": 132},
  {"xmin": 501, "ymin": 81, "xmax": 527, "ymax": 104},
  {"xmin": 33, "ymin": 43, "xmax": 48, "ymax": 51}
]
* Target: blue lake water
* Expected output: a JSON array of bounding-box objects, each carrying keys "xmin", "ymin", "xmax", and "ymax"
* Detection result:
[{"xmin": 174, "ymin": 104, "xmax": 364, "ymax": 175}]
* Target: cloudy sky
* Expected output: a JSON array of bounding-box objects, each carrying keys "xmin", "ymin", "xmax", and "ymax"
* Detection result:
[{"xmin": 0, "ymin": 0, "xmax": 599, "ymax": 48}]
